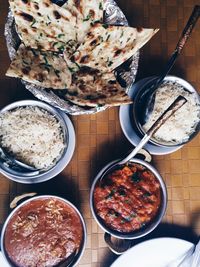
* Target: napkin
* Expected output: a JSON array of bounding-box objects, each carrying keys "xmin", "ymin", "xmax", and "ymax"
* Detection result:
[
  {"xmin": 185, "ymin": 240, "xmax": 200, "ymax": 267},
  {"xmin": 177, "ymin": 240, "xmax": 200, "ymax": 267}
]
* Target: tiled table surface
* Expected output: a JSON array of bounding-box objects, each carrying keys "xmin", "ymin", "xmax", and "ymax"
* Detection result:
[{"xmin": 0, "ymin": 1, "xmax": 200, "ymax": 266}]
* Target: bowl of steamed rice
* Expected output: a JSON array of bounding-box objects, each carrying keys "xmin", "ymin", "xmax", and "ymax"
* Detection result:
[
  {"xmin": 133, "ymin": 76, "xmax": 200, "ymax": 147},
  {"xmin": 0, "ymin": 100, "xmax": 75, "ymax": 183}
]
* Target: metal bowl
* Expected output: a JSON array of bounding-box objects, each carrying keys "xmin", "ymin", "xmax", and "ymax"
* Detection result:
[
  {"xmin": 0, "ymin": 100, "xmax": 75, "ymax": 184},
  {"xmin": 133, "ymin": 75, "xmax": 200, "ymax": 147},
  {"xmin": 90, "ymin": 157, "xmax": 167, "ymax": 252},
  {"xmin": 0, "ymin": 195, "xmax": 87, "ymax": 267}
]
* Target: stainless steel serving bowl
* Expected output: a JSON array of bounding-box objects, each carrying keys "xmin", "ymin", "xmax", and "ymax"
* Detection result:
[
  {"xmin": 0, "ymin": 100, "xmax": 75, "ymax": 183},
  {"xmin": 133, "ymin": 75, "xmax": 200, "ymax": 147},
  {"xmin": 90, "ymin": 156, "xmax": 167, "ymax": 254},
  {"xmin": 1, "ymin": 195, "xmax": 87, "ymax": 267}
]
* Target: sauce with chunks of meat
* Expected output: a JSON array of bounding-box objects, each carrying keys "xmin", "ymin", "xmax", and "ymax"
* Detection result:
[
  {"xmin": 94, "ymin": 163, "xmax": 161, "ymax": 233},
  {"xmin": 4, "ymin": 197, "xmax": 83, "ymax": 267}
]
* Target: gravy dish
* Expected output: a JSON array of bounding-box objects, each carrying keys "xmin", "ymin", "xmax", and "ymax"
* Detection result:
[
  {"xmin": 1, "ymin": 195, "xmax": 87, "ymax": 267},
  {"xmin": 90, "ymin": 157, "xmax": 167, "ymax": 243},
  {"xmin": 93, "ymin": 162, "xmax": 161, "ymax": 233}
]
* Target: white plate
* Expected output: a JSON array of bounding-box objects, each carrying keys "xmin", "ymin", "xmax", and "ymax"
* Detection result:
[
  {"xmin": 111, "ymin": 237, "xmax": 194, "ymax": 267},
  {"xmin": 119, "ymin": 78, "xmax": 182, "ymax": 155},
  {"xmin": 0, "ymin": 252, "xmax": 10, "ymax": 267}
]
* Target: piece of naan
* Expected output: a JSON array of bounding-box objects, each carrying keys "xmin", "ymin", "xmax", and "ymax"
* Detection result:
[
  {"xmin": 64, "ymin": 67, "xmax": 132, "ymax": 107},
  {"xmin": 9, "ymin": 0, "xmax": 77, "ymax": 53},
  {"xmin": 62, "ymin": 0, "xmax": 104, "ymax": 43},
  {"xmin": 6, "ymin": 44, "xmax": 72, "ymax": 89},
  {"xmin": 65, "ymin": 23, "xmax": 159, "ymax": 72}
]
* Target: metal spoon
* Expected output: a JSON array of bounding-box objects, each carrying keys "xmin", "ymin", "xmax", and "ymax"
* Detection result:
[
  {"xmin": 140, "ymin": 5, "xmax": 200, "ymax": 125},
  {"xmin": 99, "ymin": 95, "xmax": 187, "ymax": 181},
  {"xmin": 0, "ymin": 146, "xmax": 39, "ymax": 172}
]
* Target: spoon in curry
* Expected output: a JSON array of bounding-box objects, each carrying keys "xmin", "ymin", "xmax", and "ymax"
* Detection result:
[
  {"xmin": 99, "ymin": 95, "xmax": 187, "ymax": 182},
  {"xmin": 140, "ymin": 5, "xmax": 200, "ymax": 126}
]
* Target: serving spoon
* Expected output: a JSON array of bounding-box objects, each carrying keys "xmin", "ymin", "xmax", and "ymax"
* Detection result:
[
  {"xmin": 0, "ymin": 146, "xmax": 39, "ymax": 173},
  {"xmin": 139, "ymin": 5, "xmax": 200, "ymax": 126},
  {"xmin": 99, "ymin": 95, "xmax": 187, "ymax": 182}
]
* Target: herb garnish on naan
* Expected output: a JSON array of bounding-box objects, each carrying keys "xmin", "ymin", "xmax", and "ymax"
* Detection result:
[
  {"xmin": 62, "ymin": 0, "xmax": 104, "ymax": 43},
  {"xmin": 9, "ymin": 0, "xmax": 77, "ymax": 53},
  {"xmin": 65, "ymin": 23, "xmax": 159, "ymax": 72},
  {"xmin": 6, "ymin": 44, "xmax": 72, "ymax": 89}
]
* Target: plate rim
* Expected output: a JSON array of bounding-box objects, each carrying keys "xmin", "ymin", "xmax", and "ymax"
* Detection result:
[{"xmin": 111, "ymin": 237, "xmax": 194, "ymax": 267}]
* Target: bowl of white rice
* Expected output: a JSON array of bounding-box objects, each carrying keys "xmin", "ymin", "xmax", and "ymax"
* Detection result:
[
  {"xmin": 0, "ymin": 100, "xmax": 75, "ymax": 183},
  {"xmin": 133, "ymin": 76, "xmax": 200, "ymax": 147}
]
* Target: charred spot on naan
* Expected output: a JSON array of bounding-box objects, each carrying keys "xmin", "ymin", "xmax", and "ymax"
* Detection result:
[
  {"xmin": 9, "ymin": 0, "xmax": 78, "ymax": 52},
  {"xmin": 62, "ymin": 66, "xmax": 132, "ymax": 107},
  {"xmin": 6, "ymin": 44, "xmax": 72, "ymax": 89},
  {"xmin": 18, "ymin": 12, "xmax": 34, "ymax": 22},
  {"xmin": 68, "ymin": 23, "xmax": 159, "ymax": 72}
]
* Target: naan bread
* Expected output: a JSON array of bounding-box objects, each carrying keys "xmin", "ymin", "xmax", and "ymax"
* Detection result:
[
  {"xmin": 62, "ymin": 0, "xmax": 104, "ymax": 43},
  {"xmin": 9, "ymin": 0, "xmax": 77, "ymax": 53},
  {"xmin": 6, "ymin": 44, "xmax": 72, "ymax": 89},
  {"xmin": 64, "ymin": 67, "xmax": 132, "ymax": 107},
  {"xmin": 65, "ymin": 23, "xmax": 159, "ymax": 72}
]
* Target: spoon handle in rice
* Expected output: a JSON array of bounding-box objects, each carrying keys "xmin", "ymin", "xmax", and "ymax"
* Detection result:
[{"xmin": 147, "ymin": 95, "xmax": 187, "ymax": 137}]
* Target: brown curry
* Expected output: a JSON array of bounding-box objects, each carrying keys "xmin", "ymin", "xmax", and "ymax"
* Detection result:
[{"xmin": 4, "ymin": 197, "xmax": 83, "ymax": 267}]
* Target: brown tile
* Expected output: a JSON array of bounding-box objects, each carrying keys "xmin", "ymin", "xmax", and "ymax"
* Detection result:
[
  {"xmin": 86, "ymin": 234, "xmax": 91, "ymax": 249},
  {"xmin": 108, "ymin": 108, "xmax": 116, "ymax": 121},
  {"xmin": 98, "ymin": 233, "xmax": 106, "ymax": 248},
  {"xmin": 78, "ymin": 147, "xmax": 90, "ymax": 161},
  {"xmin": 96, "ymin": 122, "xmax": 108, "ymax": 135},
  {"xmin": 190, "ymin": 201, "xmax": 200, "ymax": 213},
  {"xmin": 188, "ymin": 147, "xmax": 200, "ymax": 159},
  {"xmin": 170, "ymin": 150, "xmax": 182, "ymax": 159},
  {"xmin": 167, "ymin": 187, "xmax": 172, "ymax": 200},
  {"xmin": 96, "ymin": 111, "xmax": 108, "ymax": 122},
  {"xmin": 90, "ymin": 135, "xmax": 97, "ymax": 148},
  {"xmin": 171, "ymin": 175, "xmax": 183, "ymax": 187},
  {"xmin": 78, "ymin": 135, "xmax": 90, "ymax": 147},
  {"xmin": 92, "ymin": 219, "xmax": 98, "ymax": 233},
  {"xmin": 172, "ymin": 200, "xmax": 185, "ymax": 214},
  {"xmin": 92, "ymin": 250, "xmax": 98, "ymax": 263},
  {"xmin": 79, "ymin": 249, "xmax": 92, "ymax": 265},
  {"xmin": 0, "ymin": 195, "xmax": 10, "ymax": 210},
  {"xmin": 81, "ymin": 204, "xmax": 92, "ymax": 219},
  {"xmin": 172, "ymin": 215, "xmax": 188, "ymax": 226},
  {"xmin": 172, "ymin": 187, "xmax": 184, "ymax": 200},
  {"xmin": 78, "ymin": 121, "xmax": 90, "ymax": 134},
  {"xmin": 189, "ymin": 160, "xmax": 200, "ymax": 173},
  {"xmin": 78, "ymin": 176, "xmax": 89, "ymax": 191},
  {"xmin": 189, "ymin": 174, "xmax": 200, "ymax": 186},
  {"xmin": 78, "ymin": 162, "xmax": 90, "ymax": 176},
  {"xmin": 171, "ymin": 160, "xmax": 183, "ymax": 174},
  {"xmin": 189, "ymin": 188, "xmax": 200, "ymax": 200},
  {"xmin": 91, "ymin": 234, "xmax": 99, "ymax": 249},
  {"xmin": 182, "ymin": 174, "xmax": 190, "ymax": 187}
]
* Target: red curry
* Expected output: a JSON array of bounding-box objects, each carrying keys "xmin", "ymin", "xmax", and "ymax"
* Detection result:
[{"xmin": 94, "ymin": 163, "xmax": 161, "ymax": 233}]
